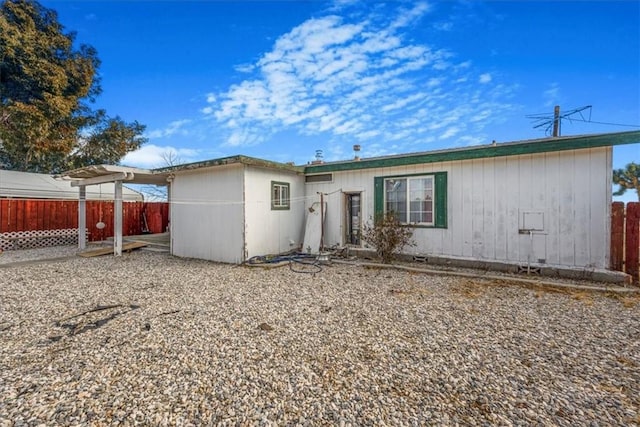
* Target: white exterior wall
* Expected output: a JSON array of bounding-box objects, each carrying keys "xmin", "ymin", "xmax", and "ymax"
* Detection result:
[
  {"xmin": 170, "ymin": 164, "xmax": 245, "ymax": 263},
  {"xmin": 305, "ymin": 147, "xmax": 613, "ymax": 269},
  {"xmin": 244, "ymin": 167, "xmax": 305, "ymax": 258}
]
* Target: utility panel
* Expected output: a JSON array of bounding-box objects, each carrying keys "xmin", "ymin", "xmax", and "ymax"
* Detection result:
[{"xmin": 520, "ymin": 211, "xmax": 545, "ymax": 232}]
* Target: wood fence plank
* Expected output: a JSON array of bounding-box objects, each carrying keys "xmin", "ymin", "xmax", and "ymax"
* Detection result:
[
  {"xmin": 0, "ymin": 198, "xmax": 168, "ymax": 242},
  {"xmin": 15, "ymin": 199, "xmax": 25, "ymax": 231},
  {"xmin": 38, "ymin": 200, "xmax": 46, "ymax": 230},
  {"xmin": 610, "ymin": 202, "xmax": 625, "ymax": 271},
  {"xmin": 0, "ymin": 200, "xmax": 7, "ymax": 232},
  {"xmin": 625, "ymin": 202, "xmax": 640, "ymax": 283}
]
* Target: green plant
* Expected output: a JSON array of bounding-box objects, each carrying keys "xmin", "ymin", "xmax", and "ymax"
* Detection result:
[
  {"xmin": 613, "ymin": 162, "xmax": 640, "ymax": 201},
  {"xmin": 362, "ymin": 211, "xmax": 415, "ymax": 263}
]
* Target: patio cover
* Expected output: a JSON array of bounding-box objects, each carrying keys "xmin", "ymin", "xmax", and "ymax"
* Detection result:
[{"xmin": 57, "ymin": 165, "xmax": 169, "ymax": 256}]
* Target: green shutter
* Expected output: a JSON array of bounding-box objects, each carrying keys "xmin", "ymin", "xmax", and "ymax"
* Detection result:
[
  {"xmin": 374, "ymin": 176, "xmax": 384, "ymax": 217},
  {"xmin": 435, "ymin": 172, "xmax": 447, "ymax": 228},
  {"xmin": 375, "ymin": 173, "xmax": 447, "ymax": 228}
]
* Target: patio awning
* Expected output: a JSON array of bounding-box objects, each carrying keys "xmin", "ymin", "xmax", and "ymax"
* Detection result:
[
  {"xmin": 57, "ymin": 165, "xmax": 170, "ymax": 256},
  {"xmin": 57, "ymin": 164, "xmax": 169, "ymax": 186}
]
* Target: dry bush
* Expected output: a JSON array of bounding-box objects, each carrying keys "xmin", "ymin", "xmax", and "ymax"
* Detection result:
[{"xmin": 362, "ymin": 211, "xmax": 415, "ymax": 264}]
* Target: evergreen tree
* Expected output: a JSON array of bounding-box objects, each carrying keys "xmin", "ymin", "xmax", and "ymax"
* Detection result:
[
  {"xmin": 0, "ymin": 0, "xmax": 146, "ymax": 173},
  {"xmin": 613, "ymin": 162, "xmax": 640, "ymax": 201}
]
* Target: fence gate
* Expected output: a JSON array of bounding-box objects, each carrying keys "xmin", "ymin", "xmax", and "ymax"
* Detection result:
[{"xmin": 611, "ymin": 202, "xmax": 640, "ymax": 283}]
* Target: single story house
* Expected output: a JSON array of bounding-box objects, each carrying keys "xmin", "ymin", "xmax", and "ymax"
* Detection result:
[
  {"xmin": 60, "ymin": 131, "xmax": 639, "ymax": 276},
  {"xmin": 302, "ymin": 132, "xmax": 637, "ymax": 272}
]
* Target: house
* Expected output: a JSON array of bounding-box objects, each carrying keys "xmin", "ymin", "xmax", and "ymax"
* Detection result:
[
  {"xmin": 59, "ymin": 131, "xmax": 639, "ymax": 277},
  {"xmin": 158, "ymin": 156, "xmax": 305, "ymax": 264},
  {"xmin": 0, "ymin": 169, "xmax": 143, "ymax": 201},
  {"xmin": 302, "ymin": 132, "xmax": 639, "ymax": 272}
]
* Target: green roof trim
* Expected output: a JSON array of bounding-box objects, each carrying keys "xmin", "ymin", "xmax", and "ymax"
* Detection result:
[
  {"xmin": 304, "ymin": 131, "xmax": 640, "ymax": 174},
  {"xmin": 154, "ymin": 155, "xmax": 304, "ymax": 174}
]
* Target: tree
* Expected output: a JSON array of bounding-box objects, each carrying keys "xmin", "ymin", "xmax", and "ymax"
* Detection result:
[
  {"xmin": 362, "ymin": 211, "xmax": 416, "ymax": 263},
  {"xmin": 613, "ymin": 162, "xmax": 640, "ymax": 201},
  {"xmin": 0, "ymin": 0, "xmax": 146, "ymax": 173},
  {"xmin": 140, "ymin": 150, "xmax": 180, "ymax": 201}
]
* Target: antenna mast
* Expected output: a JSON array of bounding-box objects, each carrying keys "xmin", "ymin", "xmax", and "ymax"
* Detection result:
[{"xmin": 526, "ymin": 105, "xmax": 592, "ymax": 136}]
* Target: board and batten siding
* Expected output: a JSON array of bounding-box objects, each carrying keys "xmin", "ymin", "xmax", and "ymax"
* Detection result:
[
  {"xmin": 244, "ymin": 167, "xmax": 305, "ymax": 259},
  {"xmin": 170, "ymin": 164, "xmax": 245, "ymax": 263},
  {"xmin": 305, "ymin": 147, "xmax": 612, "ymax": 269}
]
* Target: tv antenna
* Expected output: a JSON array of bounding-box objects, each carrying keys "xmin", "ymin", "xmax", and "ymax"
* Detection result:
[{"xmin": 526, "ymin": 105, "xmax": 592, "ymax": 137}]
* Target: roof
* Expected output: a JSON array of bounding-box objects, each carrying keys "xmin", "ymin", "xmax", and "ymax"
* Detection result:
[
  {"xmin": 154, "ymin": 155, "xmax": 303, "ymax": 174},
  {"xmin": 53, "ymin": 131, "xmax": 640, "ymax": 184},
  {"xmin": 0, "ymin": 169, "xmax": 144, "ymax": 201},
  {"xmin": 56, "ymin": 164, "xmax": 169, "ymax": 186},
  {"xmin": 304, "ymin": 130, "xmax": 640, "ymax": 174}
]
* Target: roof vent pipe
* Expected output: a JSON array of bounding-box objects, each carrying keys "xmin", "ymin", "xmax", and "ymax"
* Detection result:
[{"xmin": 353, "ymin": 144, "xmax": 361, "ymax": 161}]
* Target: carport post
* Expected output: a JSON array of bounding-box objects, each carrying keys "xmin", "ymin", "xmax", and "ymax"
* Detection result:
[
  {"xmin": 78, "ymin": 185, "xmax": 87, "ymax": 250},
  {"xmin": 114, "ymin": 180, "xmax": 123, "ymax": 256}
]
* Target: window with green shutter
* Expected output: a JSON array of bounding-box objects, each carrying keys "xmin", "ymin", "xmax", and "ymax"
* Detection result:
[{"xmin": 374, "ymin": 172, "xmax": 447, "ymax": 228}]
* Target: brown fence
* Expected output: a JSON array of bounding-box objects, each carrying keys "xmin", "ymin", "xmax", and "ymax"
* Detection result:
[
  {"xmin": 611, "ymin": 202, "xmax": 639, "ymax": 283},
  {"xmin": 0, "ymin": 199, "xmax": 169, "ymax": 243}
]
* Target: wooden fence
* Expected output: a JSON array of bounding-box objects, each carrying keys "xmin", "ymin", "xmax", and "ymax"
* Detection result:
[
  {"xmin": 0, "ymin": 199, "xmax": 169, "ymax": 245},
  {"xmin": 611, "ymin": 201, "xmax": 639, "ymax": 282}
]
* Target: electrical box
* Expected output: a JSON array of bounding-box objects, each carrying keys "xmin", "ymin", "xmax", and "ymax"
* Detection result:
[{"xmin": 519, "ymin": 211, "xmax": 545, "ymax": 233}]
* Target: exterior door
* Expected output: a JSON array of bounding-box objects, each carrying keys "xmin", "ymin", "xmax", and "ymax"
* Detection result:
[{"xmin": 345, "ymin": 193, "xmax": 362, "ymax": 245}]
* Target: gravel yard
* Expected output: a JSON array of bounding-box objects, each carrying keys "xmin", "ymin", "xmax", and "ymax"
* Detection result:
[{"xmin": 1, "ymin": 250, "xmax": 639, "ymax": 426}]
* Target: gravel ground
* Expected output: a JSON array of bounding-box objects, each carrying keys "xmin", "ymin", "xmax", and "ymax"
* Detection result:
[{"xmin": 1, "ymin": 249, "xmax": 639, "ymax": 426}]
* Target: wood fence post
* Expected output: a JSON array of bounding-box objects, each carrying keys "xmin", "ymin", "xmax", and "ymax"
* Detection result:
[
  {"xmin": 625, "ymin": 202, "xmax": 640, "ymax": 283},
  {"xmin": 610, "ymin": 202, "xmax": 625, "ymax": 271}
]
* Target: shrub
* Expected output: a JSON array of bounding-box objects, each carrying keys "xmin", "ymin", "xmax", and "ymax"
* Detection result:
[{"xmin": 362, "ymin": 211, "xmax": 415, "ymax": 263}]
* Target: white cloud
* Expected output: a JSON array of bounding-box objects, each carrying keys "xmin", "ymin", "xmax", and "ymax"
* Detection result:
[
  {"xmin": 234, "ymin": 63, "xmax": 255, "ymax": 73},
  {"xmin": 434, "ymin": 21, "xmax": 453, "ymax": 31},
  {"xmin": 439, "ymin": 126, "xmax": 461, "ymax": 140},
  {"xmin": 121, "ymin": 144, "xmax": 201, "ymax": 169},
  {"xmin": 390, "ymin": 2, "xmax": 431, "ymax": 30},
  {"xmin": 208, "ymin": 2, "xmax": 517, "ymax": 152},
  {"xmin": 479, "ymin": 73, "xmax": 492, "ymax": 84},
  {"xmin": 145, "ymin": 119, "xmax": 192, "ymax": 139}
]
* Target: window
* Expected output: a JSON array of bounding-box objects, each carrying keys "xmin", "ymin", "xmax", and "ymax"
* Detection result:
[
  {"xmin": 305, "ymin": 173, "xmax": 333, "ymax": 183},
  {"xmin": 374, "ymin": 172, "xmax": 447, "ymax": 228},
  {"xmin": 385, "ymin": 176, "xmax": 434, "ymax": 224},
  {"xmin": 271, "ymin": 181, "xmax": 290, "ymax": 210}
]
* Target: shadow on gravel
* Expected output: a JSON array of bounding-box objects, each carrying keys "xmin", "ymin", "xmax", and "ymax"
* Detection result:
[{"xmin": 50, "ymin": 304, "xmax": 140, "ymax": 340}]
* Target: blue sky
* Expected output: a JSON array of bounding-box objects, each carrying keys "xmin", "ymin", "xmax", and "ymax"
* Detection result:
[{"xmin": 43, "ymin": 0, "xmax": 640, "ymax": 200}]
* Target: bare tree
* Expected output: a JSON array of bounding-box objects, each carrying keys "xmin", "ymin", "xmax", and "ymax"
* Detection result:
[{"xmin": 140, "ymin": 151, "xmax": 182, "ymax": 201}]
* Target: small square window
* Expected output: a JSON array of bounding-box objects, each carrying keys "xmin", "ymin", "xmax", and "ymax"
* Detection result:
[{"xmin": 271, "ymin": 181, "xmax": 290, "ymax": 210}]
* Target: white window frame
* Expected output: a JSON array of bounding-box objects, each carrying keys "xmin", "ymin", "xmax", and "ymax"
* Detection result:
[
  {"xmin": 271, "ymin": 181, "xmax": 290, "ymax": 210},
  {"xmin": 384, "ymin": 175, "xmax": 435, "ymax": 226}
]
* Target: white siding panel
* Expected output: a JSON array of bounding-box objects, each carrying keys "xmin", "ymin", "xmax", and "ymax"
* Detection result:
[
  {"xmin": 449, "ymin": 161, "xmax": 464, "ymax": 257},
  {"xmin": 482, "ymin": 158, "xmax": 496, "ymax": 260},
  {"xmin": 460, "ymin": 162, "xmax": 473, "ymax": 258},
  {"xmin": 307, "ymin": 147, "xmax": 611, "ymax": 269},
  {"xmin": 573, "ymin": 150, "xmax": 592, "ymax": 266},
  {"xmin": 471, "ymin": 160, "xmax": 485, "ymax": 258},
  {"xmin": 244, "ymin": 168, "xmax": 305, "ymax": 258},
  {"xmin": 171, "ymin": 165, "xmax": 244, "ymax": 263},
  {"xmin": 558, "ymin": 151, "xmax": 575, "ymax": 266},
  {"xmin": 493, "ymin": 156, "xmax": 508, "ymax": 260},
  {"xmin": 544, "ymin": 152, "xmax": 561, "ymax": 265}
]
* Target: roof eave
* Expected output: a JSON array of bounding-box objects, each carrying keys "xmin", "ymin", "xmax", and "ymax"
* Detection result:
[{"xmin": 303, "ymin": 131, "xmax": 640, "ymax": 174}]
